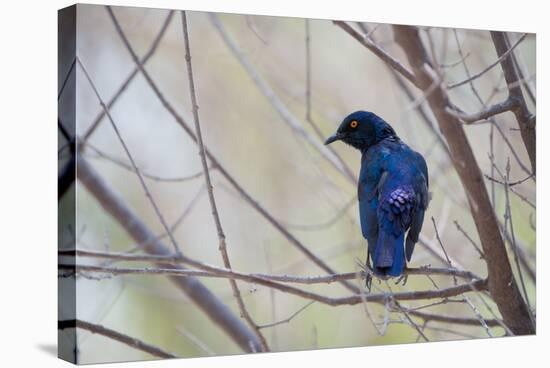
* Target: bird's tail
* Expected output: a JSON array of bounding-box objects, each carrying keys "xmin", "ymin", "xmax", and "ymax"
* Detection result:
[{"xmin": 373, "ymin": 231, "xmax": 405, "ymax": 277}]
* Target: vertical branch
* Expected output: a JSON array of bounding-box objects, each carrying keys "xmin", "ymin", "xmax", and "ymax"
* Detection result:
[
  {"xmin": 501, "ymin": 159, "xmax": 535, "ymax": 326},
  {"xmin": 305, "ymin": 19, "xmax": 313, "ymax": 124},
  {"xmin": 391, "ymin": 25, "xmax": 534, "ymax": 335},
  {"xmin": 491, "ymin": 31, "xmax": 536, "ymax": 175},
  {"xmin": 509, "ymin": 39, "xmax": 536, "ymax": 105},
  {"xmin": 180, "ymin": 11, "xmax": 268, "ymax": 352}
]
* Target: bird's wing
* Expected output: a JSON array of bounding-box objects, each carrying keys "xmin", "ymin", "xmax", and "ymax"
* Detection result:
[
  {"xmin": 358, "ymin": 172, "xmax": 388, "ymax": 256},
  {"xmin": 374, "ymin": 186, "xmax": 415, "ymax": 274},
  {"xmin": 379, "ymin": 186, "xmax": 416, "ymax": 237},
  {"xmin": 405, "ymin": 152, "xmax": 429, "ymax": 261}
]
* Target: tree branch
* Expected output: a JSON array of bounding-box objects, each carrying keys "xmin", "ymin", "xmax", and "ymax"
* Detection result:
[
  {"xmin": 82, "ymin": 10, "xmax": 175, "ymax": 142},
  {"xmin": 59, "ymin": 262, "xmax": 489, "ymax": 306},
  {"xmin": 209, "ymin": 14, "xmax": 355, "ymax": 183},
  {"xmin": 390, "ymin": 25, "xmax": 534, "ymax": 335},
  {"xmin": 447, "ymin": 33, "xmax": 527, "ymax": 89},
  {"xmin": 58, "ymin": 319, "xmax": 177, "ymax": 358},
  {"xmin": 333, "ymin": 21, "xmax": 420, "ymax": 89},
  {"xmin": 76, "ymin": 157, "xmax": 263, "ymax": 353},
  {"xmin": 59, "ymin": 248, "xmax": 480, "ymax": 282},
  {"xmin": 181, "ymin": 10, "xmax": 267, "ymax": 352},
  {"xmin": 445, "ymin": 97, "xmax": 517, "ymax": 124},
  {"xmin": 105, "ymin": 6, "xmax": 360, "ymax": 295},
  {"xmin": 407, "ymin": 311, "xmax": 501, "ymax": 328},
  {"xmin": 491, "ymin": 31, "xmax": 536, "ymax": 175}
]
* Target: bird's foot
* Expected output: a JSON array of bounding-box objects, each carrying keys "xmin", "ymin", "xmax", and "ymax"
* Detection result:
[
  {"xmin": 395, "ymin": 274, "xmax": 408, "ymax": 286},
  {"xmin": 355, "ymin": 257, "xmax": 375, "ymax": 292},
  {"xmin": 365, "ymin": 273, "xmax": 373, "ymax": 292},
  {"xmin": 363, "ymin": 262, "xmax": 375, "ymax": 292}
]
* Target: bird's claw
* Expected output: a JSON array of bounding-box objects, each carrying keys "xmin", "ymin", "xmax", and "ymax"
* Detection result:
[
  {"xmin": 395, "ymin": 274, "xmax": 408, "ymax": 286},
  {"xmin": 365, "ymin": 273, "xmax": 373, "ymax": 292}
]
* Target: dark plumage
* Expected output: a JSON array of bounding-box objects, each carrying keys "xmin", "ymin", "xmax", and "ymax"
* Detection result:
[{"xmin": 325, "ymin": 111, "xmax": 429, "ymax": 284}]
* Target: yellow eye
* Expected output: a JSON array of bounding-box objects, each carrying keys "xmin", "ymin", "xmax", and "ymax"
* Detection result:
[{"xmin": 350, "ymin": 120, "xmax": 358, "ymax": 128}]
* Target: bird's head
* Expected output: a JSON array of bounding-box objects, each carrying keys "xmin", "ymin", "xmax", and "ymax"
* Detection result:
[{"xmin": 324, "ymin": 110, "xmax": 397, "ymax": 151}]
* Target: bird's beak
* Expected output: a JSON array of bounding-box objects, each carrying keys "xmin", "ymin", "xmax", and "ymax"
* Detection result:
[{"xmin": 324, "ymin": 132, "xmax": 343, "ymax": 145}]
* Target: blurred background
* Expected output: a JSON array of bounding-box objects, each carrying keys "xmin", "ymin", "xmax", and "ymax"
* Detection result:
[{"xmin": 58, "ymin": 4, "xmax": 535, "ymax": 364}]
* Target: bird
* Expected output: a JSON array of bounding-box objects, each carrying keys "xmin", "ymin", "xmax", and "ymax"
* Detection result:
[{"xmin": 325, "ymin": 110, "xmax": 429, "ymax": 289}]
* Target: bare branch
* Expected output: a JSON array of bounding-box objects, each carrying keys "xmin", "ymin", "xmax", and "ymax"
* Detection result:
[
  {"xmin": 491, "ymin": 31, "xmax": 536, "ymax": 175},
  {"xmin": 176, "ymin": 327, "xmax": 215, "ymax": 356},
  {"xmin": 58, "ymin": 319, "xmax": 177, "ymax": 358},
  {"xmin": 60, "ymin": 249, "xmax": 480, "ymax": 282},
  {"xmin": 445, "ymin": 97, "xmax": 517, "ymax": 124},
  {"xmin": 484, "ymin": 173, "xmax": 533, "ymax": 187},
  {"xmin": 105, "ymin": 6, "xmax": 360, "ymax": 295},
  {"xmin": 82, "ymin": 10, "xmax": 175, "ymax": 143},
  {"xmin": 407, "ymin": 311, "xmax": 501, "ymax": 328},
  {"xmin": 76, "ymin": 56, "xmax": 183, "ymax": 256},
  {"xmin": 453, "ymin": 220, "xmax": 485, "ymax": 259},
  {"xmin": 76, "ymin": 157, "xmax": 264, "ymax": 353},
  {"xmin": 447, "ymin": 33, "xmax": 527, "ymax": 89},
  {"xmin": 393, "ymin": 300, "xmax": 429, "ymax": 341},
  {"xmin": 85, "ymin": 143, "xmax": 208, "ymax": 183},
  {"xmin": 59, "ymin": 263, "xmax": 489, "ymax": 306},
  {"xmin": 181, "ymin": 10, "xmax": 268, "ymax": 352},
  {"xmin": 58, "ymin": 57, "xmax": 76, "ymax": 100},
  {"xmin": 333, "ymin": 21, "xmax": 420, "ymax": 89},
  {"xmin": 508, "ymin": 37, "xmax": 536, "ymax": 105},
  {"xmin": 209, "ymin": 14, "xmax": 355, "ymax": 183},
  {"xmin": 279, "ymin": 196, "xmax": 355, "ymax": 231},
  {"xmin": 390, "ymin": 25, "xmax": 534, "ymax": 335},
  {"xmin": 304, "ymin": 19, "xmax": 357, "ymax": 181},
  {"xmin": 500, "ymin": 159, "xmax": 535, "ymax": 326},
  {"xmin": 258, "ymin": 301, "xmax": 315, "ymax": 329}
]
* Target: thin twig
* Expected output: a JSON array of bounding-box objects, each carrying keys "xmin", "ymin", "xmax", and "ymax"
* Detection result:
[
  {"xmin": 432, "ymin": 218, "xmax": 493, "ymax": 336},
  {"xmin": 484, "ymin": 173, "xmax": 533, "ymax": 187},
  {"xmin": 181, "ymin": 10, "xmax": 268, "ymax": 352},
  {"xmin": 82, "ymin": 10, "xmax": 175, "ymax": 142},
  {"xmin": 501, "ymin": 159, "xmax": 535, "ymax": 327},
  {"xmin": 492, "ymin": 122, "xmax": 533, "ymax": 178},
  {"xmin": 258, "ymin": 301, "xmax": 315, "ymax": 329},
  {"xmin": 393, "ymin": 300, "xmax": 429, "ymax": 341},
  {"xmin": 509, "ymin": 40, "xmax": 536, "ymax": 105},
  {"xmin": 333, "ymin": 20, "xmax": 420, "ymax": 88},
  {"xmin": 85, "ymin": 143, "xmax": 209, "ymax": 183},
  {"xmin": 447, "ymin": 33, "xmax": 527, "ymax": 89},
  {"xmin": 58, "ymin": 319, "xmax": 177, "ymax": 358},
  {"xmin": 303, "ymin": 19, "xmax": 356, "ymax": 181},
  {"xmin": 278, "ymin": 196, "xmax": 355, "ymax": 231},
  {"xmin": 407, "ymin": 310, "xmax": 500, "ymax": 328},
  {"xmin": 175, "ymin": 327, "xmax": 215, "ymax": 356},
  {"xmin": 76, "ymin": 56, "xmax": 182, "ymax": 256},
  {"xmin": 453, "ymin": 220, "xmax": 485, "ymax": 259},
  {"xmin": 491, "ymin": 31, "xmax": 536, "ymax": 175},
  {"xmin": 58, "ymin": 57, "xmax": 76, "ymax": 100}
]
